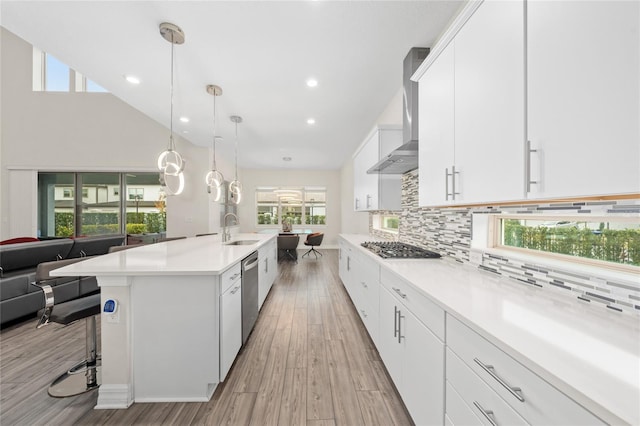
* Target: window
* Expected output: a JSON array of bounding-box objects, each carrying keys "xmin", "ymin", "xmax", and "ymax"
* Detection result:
[
  {"xmin": 45, "ymin": 53, "xmax": 70, "ymax": 92},
  {"xmin": 494, "ymin": 215, "xmax": 640, "ymax": 269},
  {"xmin": 38, "ymin": 172, "xmax": 165, "ymax": 238},
  {"xmin": 372, "ymin": 214, "xmax": 399, "ymax": 234},
  {"xmin": 128, "ymin": 188, "xmax": 144, "ymax": 200},
  {"xmin": 256, "ymin": 187, "xmax": 327, "ymax": 226},
  {"xmin": 33, "ymin": 48, "xmax": 109, "ymax": 93}
]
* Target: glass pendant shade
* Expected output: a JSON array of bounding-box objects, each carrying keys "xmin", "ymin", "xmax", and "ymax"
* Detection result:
[
  {"xmin": 229, "ymin": 180, "xmax": 242, "ymax": 204},
  {"xmin": 205, "ymin": 85, "xmax": 224, "ymax": 201},
  {"xmin": 157, "ymin": 22, "xmax": 185, "ymax": 196}
]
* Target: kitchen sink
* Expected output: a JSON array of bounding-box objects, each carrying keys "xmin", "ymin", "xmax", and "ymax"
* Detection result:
[{"xmin": 225, "ymin": 240, "xmax": 259, "ymax": 246}]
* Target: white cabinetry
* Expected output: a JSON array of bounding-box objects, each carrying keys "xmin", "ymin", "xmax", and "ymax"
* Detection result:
[
  {"xmin": 219, "ymin": 263, "xmax": 242, "ymax": 381},
  {"xmin": 353, "ymin": 126, "xmax": 403, "ymax": 211},
  {"xmin": 526, "ymin": 1, "xmax": 640, "ymax": 199},
  {"xmin": 446, "ymin": 314, "xmax": 604, "ymax": 425},
  {"xmin": 379, "ymin": 269, "xmax": 445, "ymax": 425},
  {"xmin": 258, "ymin": 238, "xmax": 277, "ymax": 309},
  {"xmin": 419, "ymin": 0, "xmax": 525, "ymax": 206}
]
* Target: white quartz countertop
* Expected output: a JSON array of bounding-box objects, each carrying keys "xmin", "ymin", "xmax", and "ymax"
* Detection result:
[
  {"xmin": 340, "ymin": 234, "xmax": 640, "ymax": 425},
  {"xmin": 52, "ymin": 233, "xmax": 275, "ymax": 277}
]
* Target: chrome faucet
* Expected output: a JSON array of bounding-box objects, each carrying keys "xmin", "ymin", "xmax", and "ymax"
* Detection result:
[{"xmin": 222, "ymin": 213, "xmax": 239, "ymax": 242}]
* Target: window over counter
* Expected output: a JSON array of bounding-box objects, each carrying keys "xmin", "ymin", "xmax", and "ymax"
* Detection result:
[
  {"xmin": 372, "ymin": 213, "xmax": 400, "ymax": 235},
  {"xmin": 492, "ymin": 215, "xmax": 640, "ymax": 270},
  {"xmin": 256, "ymin": 187, "xmax": 326, "ymax": 227},
  {"xmin": 37, "ymin": 172, "xmax": 166, "ymax": 238}
]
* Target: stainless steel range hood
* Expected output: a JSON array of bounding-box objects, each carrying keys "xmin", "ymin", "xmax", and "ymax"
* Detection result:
[{"xmin": 368, "ymin": 47, "xmax": 429, "ymax": 174}]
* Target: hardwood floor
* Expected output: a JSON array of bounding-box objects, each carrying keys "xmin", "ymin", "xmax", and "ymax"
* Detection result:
[{"xmin": 0, "ymin": 250, "xmax": 413, "ymax": 425}]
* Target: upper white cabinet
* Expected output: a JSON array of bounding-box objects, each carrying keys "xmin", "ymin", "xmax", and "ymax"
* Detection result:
[
  {"xmin": 419, "ymin": 41, "xmax": 455, "ymax": 207},
  {"xmin": 419, "ymin": 0, "xmax": 525, "ymax": 206},
  {"xmin": 527, "ymin": 1, "xmax": 640, "ymax": 199},
  {"xmin": 417, "ymin": 0, "xmax": 639, "ymax": 206},
  {"xmin": 353, "ymin": 126, "xmax": 403, "ymax": 211}
]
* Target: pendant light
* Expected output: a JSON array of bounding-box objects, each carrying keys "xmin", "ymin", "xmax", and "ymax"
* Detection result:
[
  {"xmin": 229, "ymin": 115, "xmax": 243, "ymax": 205},
  {"xmin": 157, "ymin": 22, "xmax": 185, "ymax": 196},
  {"xmin": 204, "ymin": 84, "xmax": 225, "ymax": 201}
]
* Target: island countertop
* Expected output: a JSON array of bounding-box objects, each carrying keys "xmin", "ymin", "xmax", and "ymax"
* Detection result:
[{"xmin": 51, "ymin": 233, "xmax": 275, "ymax": 277}]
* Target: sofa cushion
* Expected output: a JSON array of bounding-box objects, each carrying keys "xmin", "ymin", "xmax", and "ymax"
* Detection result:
[
  {"xmin": 0, "ymin": 239, "xmax": 74, "ymax": 272},
  {"xmin": 67, "ymin": 234, "xmax": 126, "ymax": 258},
  {"xmin": 0, "ymin": 274, "xmax": 30, "ymax": 301}
]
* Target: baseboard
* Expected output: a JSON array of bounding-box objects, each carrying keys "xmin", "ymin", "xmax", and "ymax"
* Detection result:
[{"xmin": 95, "ymin": 384, "xmax": 133, "ymax": 409}]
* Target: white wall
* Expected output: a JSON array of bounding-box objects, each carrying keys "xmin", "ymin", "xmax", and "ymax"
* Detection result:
[
  {"xmin": 339, "ymin": 87, "xmax": 403, "ymax": 236},
  {"xmin": 0, "ymin": 28, "xmax": 233, "ymax": 239},
  {"xmin": 238, "ymin": 169, "xmax": 341, "ymax": 248}
]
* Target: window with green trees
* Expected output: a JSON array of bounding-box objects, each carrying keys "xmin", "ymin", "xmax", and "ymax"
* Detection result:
[
  {"xmin": 499, "ymin": 216, "xmax": 640, "ymax": 267},
  {"xmin": 256, "ymin": 187, "xmax": 326, "ymax": 227}
]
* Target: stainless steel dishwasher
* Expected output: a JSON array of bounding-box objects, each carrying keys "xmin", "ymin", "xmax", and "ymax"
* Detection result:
[{"xmin": 241, "ymin": 251, "xmax": 259, "ymax": 344}]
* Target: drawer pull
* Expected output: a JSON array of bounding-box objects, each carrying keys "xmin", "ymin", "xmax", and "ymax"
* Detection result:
[
  {"xmin": 473, "ymin": 401, "xmax": 498, "ymax": 426},
  {"xmin": 392, "ymin": 287, "xmax": 407, "ymax": 299},
  {"xmin": 360, "ymin": 309, "xmax": 368, "ymax": 318},
  {"xmin": 230, "ymin": 285, "xmax": 241, "ymax": 295},
  {"xmin": 361, "ymin": 281, "xmax": 368, "ymax": 288},
  {"xmin": 229, "ymin": 272, "xmax": 241, "ymax": 281},
  {"xmin": 393, "ymin": 306, "xmax": 399, "ymax": 338},
  {"xmin": 474, "ymin": 358, "xmax": 525, "ymax": 402}
]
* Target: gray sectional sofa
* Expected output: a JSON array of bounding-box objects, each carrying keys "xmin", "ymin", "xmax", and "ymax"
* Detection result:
[{"xmin": 0, "ymin": 235, "xmax": 125, "ymax": 326}]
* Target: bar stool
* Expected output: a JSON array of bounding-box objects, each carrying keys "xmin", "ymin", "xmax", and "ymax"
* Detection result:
[{"xmin": 32, "ymin": 258, "xmax": 102, "ymax": 397}]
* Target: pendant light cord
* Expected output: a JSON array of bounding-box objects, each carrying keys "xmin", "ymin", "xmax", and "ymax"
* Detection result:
[
  {"xmin": 169, "ymin": 38, "xmax": 175, "ymax": 151},
  {"xmin": 213, "ymin": 92, "xmax": 217, "ymax": 170},
  {"xmin": 234, "ymin": 120, "xmax": 239, "ymax": 179}
]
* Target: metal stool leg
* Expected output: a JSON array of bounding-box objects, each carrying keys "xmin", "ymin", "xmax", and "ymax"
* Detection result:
[{"xmin": 48, "ymin": 316, "xmax": 101, "ymax": 397}]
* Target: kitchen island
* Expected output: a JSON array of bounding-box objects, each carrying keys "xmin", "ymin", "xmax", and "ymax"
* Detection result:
[{"xmin": 52, "ymin": 233, "xmax": 276, "ymax": 409}]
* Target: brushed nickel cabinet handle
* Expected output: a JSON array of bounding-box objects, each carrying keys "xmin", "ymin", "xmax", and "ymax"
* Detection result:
[
  {"xmin": 474, "ymin": 358, "xmax": 525, "ymax": 402},
  {"xmin": 392, "ymin": 287, "xmax": 407, "ymax": 299},
  {"xmin": 526, "ymin": 140, "xmax": 538, "ymax": 193},
  {"xmin": 394, "ymin": 306, "xmax": 399, "ymax": 338},
  {"xmin": 473, "ymin": 401, "xmax": 498, "ymax": 426}
]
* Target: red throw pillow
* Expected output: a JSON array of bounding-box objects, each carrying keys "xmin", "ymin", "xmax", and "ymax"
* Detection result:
[{"xmin": 0, "ymin": 237, "xmax": 40, "ymax": 245}]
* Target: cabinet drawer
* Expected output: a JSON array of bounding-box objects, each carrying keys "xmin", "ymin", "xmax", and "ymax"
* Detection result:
[
  {"xmin": 220, "ymin": 262, "xmax": 241, "ymax": 293},
  {"xmin": 447, "ymin": 315, "xmax": 604, "ymax": 425},
  {"xmin": 380, "ymin": 267, "xmax": 445, "ymax": 341},
  {"xmin": 447, "ymin": 348, "xmax": 527, "ymax": 426},
  {"xmin": 352, "ymin": 256, "xmax": 379, "ymax": 311},
  {"xmin": 446, "ymin": 381, "xmax": 483, "ymax": 426}
]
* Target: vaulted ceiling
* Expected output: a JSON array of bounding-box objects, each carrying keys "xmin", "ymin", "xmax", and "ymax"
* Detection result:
[{"xmin": 1, "ymin": 1, "xmax": 462, "ymax": 170}]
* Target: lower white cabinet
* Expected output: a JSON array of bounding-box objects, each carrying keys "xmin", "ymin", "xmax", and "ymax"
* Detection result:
[
  {"xmin": 258, "ymin": 238, "xmax": 277, "ymax": 308},
  {"xmin": 219, "ymin": 265, "xmax": 242, "ymax": 381},
  {"xmin": 379, "ymin": 285, "xmax": 445, "ymax": 425},
  {"xmin": 446, "ymin": 314, "xmax": 604, "ymax": 425}
]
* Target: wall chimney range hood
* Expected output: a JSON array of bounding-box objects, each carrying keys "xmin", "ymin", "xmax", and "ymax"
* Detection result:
[{"xmin": 368, "ymin": 47, "xmax": 429, "ymax": 174}]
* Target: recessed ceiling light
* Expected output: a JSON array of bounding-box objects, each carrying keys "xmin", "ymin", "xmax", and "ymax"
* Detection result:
[
  {"xmin": 307, "ymin": 118, "xmax": 316, "ymax": 125},
  {"xmin": 179, "ymin": 117, "xmax": 189, "ymax": 123},
  {"xmin": 124, "ymin": 75, "xmax": 140, "ymax": 85},
  {"xmin": 306, "ymin": 78, "xmax": 318, "ymax": 88},
  {"xmin": 283, "ymin": 156, "xmax": 292, "ymax": 162}
]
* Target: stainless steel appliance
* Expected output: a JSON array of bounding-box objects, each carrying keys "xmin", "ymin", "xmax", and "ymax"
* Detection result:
[
  {"xmin": 367, "ymin": 47, "xmax": 429, "ymax": 174},
  {"xmin": 361, "ymin": 242, "xmax": 441, "ymax": 259},
  {"xmin": 241, "ymin": 251, "xmax": 259, "ymax": 344}
]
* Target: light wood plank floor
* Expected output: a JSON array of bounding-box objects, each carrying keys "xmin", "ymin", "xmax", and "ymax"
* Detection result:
[{"xmin": 1, "ymin": 250, "xmax": 413, "ymax": 425}]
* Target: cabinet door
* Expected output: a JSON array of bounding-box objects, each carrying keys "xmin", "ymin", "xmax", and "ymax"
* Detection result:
[
  {"xmin": 220, "ymin": 280, "xmax": 242, "ymax": 380},
  {"xmin": 401, "ymin": 306, "xmax": 445, "ymax": 426},
  {"xmin": 527, "ymin": 1, "xmax": 640, "ymax": 199},
  {"xmin": 419, "ymin": 42, "xmax": 455, "ymax": 207},
  {"xmin": 378, "ymin": 287, "xmax": 403, "ymax": 387},
  {"xmin": 354, "ymin": 132, "xmax": 380, "ymax": 211},
  {"xmin": 258, "ymin": 247, "xmax": 269, "ymax": 308},
  {"xmin": 454, "ymin": 0, "xmax": 525, "ymax": 204}
]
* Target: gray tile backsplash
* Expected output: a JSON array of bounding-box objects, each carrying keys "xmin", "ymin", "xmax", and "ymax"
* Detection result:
[{"xmin": 369, "ymin": 170, "xmax": 640, "ymax": 315}]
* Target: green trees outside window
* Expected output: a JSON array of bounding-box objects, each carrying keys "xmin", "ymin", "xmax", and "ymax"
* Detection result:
[{"xmin": 502, "ymin": 219, "xmax": 640, "ymax": 266}]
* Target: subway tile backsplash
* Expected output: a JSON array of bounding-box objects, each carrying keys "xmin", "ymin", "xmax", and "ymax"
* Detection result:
[{"xmin": 369, "ymin": 170, "xmax": 640, "ymax": 315}]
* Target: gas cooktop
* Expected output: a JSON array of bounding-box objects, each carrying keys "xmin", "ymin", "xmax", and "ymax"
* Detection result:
[{"xmin": 361, "ymin": 242, "xmax": 441, "ymax": 259}]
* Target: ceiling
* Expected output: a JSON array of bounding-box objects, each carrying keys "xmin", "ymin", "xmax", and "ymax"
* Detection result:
[{"xmin": 1, "ymin": 1, "xmax": 462, "ymax": 170}]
